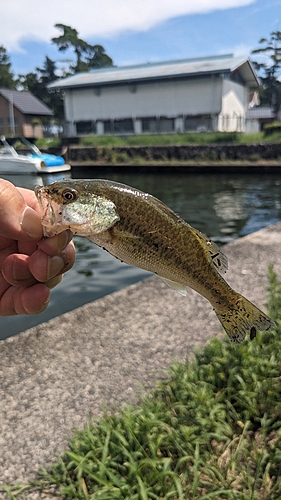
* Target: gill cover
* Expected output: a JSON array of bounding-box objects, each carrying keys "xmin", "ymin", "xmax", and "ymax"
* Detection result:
[{"xmin": 59, "ymin": 191, "xmax": 119, "ymax": 235}]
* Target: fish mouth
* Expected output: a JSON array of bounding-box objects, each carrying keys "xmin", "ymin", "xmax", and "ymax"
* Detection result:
[{"xmin": 35, "ymin": 186, "xmax": 64, "ymax": 237}]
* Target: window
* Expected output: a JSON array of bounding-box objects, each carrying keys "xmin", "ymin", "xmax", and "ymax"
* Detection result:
[
  {"xmin": 142, "ymin": 117, "xmax": 175, "ymax": 133},
  {"xmin": 159, "ymin": 117, "xmax": 174, "ymax": 133},
  {"xmin": 76, "ymin": 121, "xmax": 96, "ymax": 134},
  {"xmin": 103, "ymin": 119, "xmax": 134, "ymax": 134},
  {"xmin": 142, "ymin": 118, "xmax": 158, "ymax": 133},
  {"xmin": 185, "ymin": 115, "xmax": 212, "ymax": 132},
  {"xmin": 6, "ymin": 117, "xmax": 18, "ymax": 126}
]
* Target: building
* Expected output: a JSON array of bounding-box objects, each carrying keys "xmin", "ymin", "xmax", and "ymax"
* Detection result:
[
  {"xmin": 48, "ymin": 54, "xmax": 259, "ymax": 137},
  {"xmin": 0, "ymin": 89, "xmax": 53, "ymax": 138},
  {"xmin": 246, "ymin": 106, "xmax": 276, "ymax": 133}
]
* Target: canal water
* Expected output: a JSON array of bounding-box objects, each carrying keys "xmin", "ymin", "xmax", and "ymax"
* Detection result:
[{"xmin": 1, "ymin": 169, "xmax": 281, "ymax": 340}]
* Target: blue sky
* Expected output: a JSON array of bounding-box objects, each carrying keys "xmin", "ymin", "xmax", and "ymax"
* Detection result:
[{"xmin": 2, "ymin": 0, "xmax": 281, "ymax": 77}]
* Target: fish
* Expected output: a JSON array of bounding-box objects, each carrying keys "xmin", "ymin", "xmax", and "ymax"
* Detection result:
[{"xmin": 35, "ymin": 179, "xmax": 275, "ymax": 343}]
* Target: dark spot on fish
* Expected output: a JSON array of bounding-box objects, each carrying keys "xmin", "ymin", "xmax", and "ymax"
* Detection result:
[
  {"xmin": 211, "ymin": 252, "xmax": 220, "ymax": 259},
  {"xmin": 250, "ymin": 326, "xmax": 257, "ymax": 340}
]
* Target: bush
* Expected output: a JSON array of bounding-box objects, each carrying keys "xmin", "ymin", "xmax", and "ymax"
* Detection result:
[{"xmin": 263, "ymin": 121, "xmax": 281, "ymax": 136}]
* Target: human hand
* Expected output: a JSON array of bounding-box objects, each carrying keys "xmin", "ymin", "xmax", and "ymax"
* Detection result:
[{"xmin": 0, "ymin": 179, "xmax": 75, "ymax": 316}]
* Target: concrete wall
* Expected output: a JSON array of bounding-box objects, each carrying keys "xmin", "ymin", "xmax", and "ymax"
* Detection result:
[
  {"xmin": 218, "ymin": 79, "xmax": 247, "ymax": 132},
  {"xmin": 62, "ymin": 75, "xmax": 252, "ymax": 136},
  {"xmin": 64, "ymin": 76, "xmax": 223, "ymax": 124},
  {"xmin": 65, "ymin": 143, "xmax": 281, "ymax": 163}
]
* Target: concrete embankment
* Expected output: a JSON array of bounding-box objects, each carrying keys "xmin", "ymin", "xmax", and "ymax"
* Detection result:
[
  {"xmin": 47, "ymin": 142, "xmax": 281, "ymax": 170},
  {"xmin": 1, "ymin": 222, "xmax": 281, "ymax": 485}
]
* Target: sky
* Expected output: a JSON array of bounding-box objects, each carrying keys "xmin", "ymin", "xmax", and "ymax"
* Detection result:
[{"xmin": 1, "ymin": 0, "xmax": 281, "ymax": 77}]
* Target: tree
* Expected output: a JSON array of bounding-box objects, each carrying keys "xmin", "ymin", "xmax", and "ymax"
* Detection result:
[
  {"xmin": 52, "ymin": 23, "xmax": 113, "ymax": 73},
  {"xmin": 19, "ymin": 56, "xmax": 64, "ymax": 120},
  {"xmin": 38, "ymin": 56, "xmax": 58, "ymax": 84},
  {"xmin": 86, "ymin": 44, "xmax": 113, "ymax": 69},
  {"xmin": 0, "ymin": 45, "xmax": 16, "ymax": 89},
  {"xmin": 251, "ymin": 31, "xmax": 281, "ymax": 116}
]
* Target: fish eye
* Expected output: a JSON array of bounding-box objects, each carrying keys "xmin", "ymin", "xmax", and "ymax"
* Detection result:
[{"xmin": 62, "ymin": 189, "xmax": 77, "ymax": 202}]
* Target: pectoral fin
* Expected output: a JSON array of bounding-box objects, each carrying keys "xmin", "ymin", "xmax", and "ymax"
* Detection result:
[{"xmin": 160, "ymin": 277, "xmax": 187, "ymax": 296}]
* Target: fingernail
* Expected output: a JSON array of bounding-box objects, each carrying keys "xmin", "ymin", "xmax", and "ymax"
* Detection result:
[
  {"xmin": 35, "ymin": 295, "xmax": 50, "ymax": 314},
  {"xmin": 21, "ymin": 207, "xmax": 42, "ymax": 239},
  {"xmin": 57, "ymin": 231, "xmax": 71, "ymax": 253},
  {"xmin": 47, "ymin": 255, "xmax": 65, "ymax": 280}
]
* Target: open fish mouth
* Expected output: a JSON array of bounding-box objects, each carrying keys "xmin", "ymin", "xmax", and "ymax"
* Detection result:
[{"xmin": 35, "ymin": 186, "xmax": 64, "ymax": 237}]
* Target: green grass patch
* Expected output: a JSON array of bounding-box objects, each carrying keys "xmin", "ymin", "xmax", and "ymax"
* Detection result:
[
  {"xmin": 2, "ymin": 266, "xmax": 281, "ymax": 499},
  {"xmin": 35, "ymin": 137, "xmax": 62, "ymax": 149},
  {"xmin": 37, "ymin": 131, "xmax": 281, "ymax": 150},
  {"xmin": 79, "ymin": 132, "xmax": 245, "ymax": 147},
  {"xmin": 78, "ymin": 131, "xmax": 281, "ymax": 147}
]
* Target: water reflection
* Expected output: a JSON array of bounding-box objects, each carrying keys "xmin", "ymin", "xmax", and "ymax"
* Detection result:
[
  {"xmin": 78, "ymin": 171, "xmax": 281, "ymax": 243},
  {"xmin": 0, "ymin": 172, "xmax": 71, "ymax": 189},
  {"xmin": 0, "ymin": 169, "xmax": 280, "ymax": 340}
]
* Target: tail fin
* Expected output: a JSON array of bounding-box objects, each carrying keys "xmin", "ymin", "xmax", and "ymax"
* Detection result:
[{"xmin": 215, "ymin": 293, "xmax": 275, "ymax": 343}]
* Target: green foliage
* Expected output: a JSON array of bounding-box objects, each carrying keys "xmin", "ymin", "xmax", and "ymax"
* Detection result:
[
  {"xmin": 3, "ymin": 267, "xmax": 281, "ymax": 499},
  {"xmin": 52, "ymin": 24, "xmax": 113, "ymax": 74},
  {"xmin": 0, "ymin": 45, "xmax": 16, "ymax": 89},
  {"xmin": 263, "ymin": 121, "xmax": 281, "ymax": 136},
  {"xmin": 251, "ymin": 31, "xmax": 281, "ymax": 114},
  {"xmin": 19, "ymin": 56, "xmax": 64, "ymax": 120},
  {"xmin": 80, "ymin": 132, "xmax": 243, "ymax": 148},
  {"xmin": 267, "ymin": 264, "xmax": 281, "ymax": 323},
  {"xmin": 35, "ymin": 137, "xmax": 61, "ymax": 148},
  {"xmin": 78, "ymin": 132, "xmax": 281, "ymax": 155}
]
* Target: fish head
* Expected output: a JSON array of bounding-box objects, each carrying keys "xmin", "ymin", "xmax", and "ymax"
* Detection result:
[{"xmin": 35, "ymin": 181, "xmax": 120, "ymax": 237}]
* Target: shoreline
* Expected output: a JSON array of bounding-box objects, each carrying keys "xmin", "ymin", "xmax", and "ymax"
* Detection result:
[{"xmin": 70, "ymin": 160, "xmax": 281, "ymax": 174}]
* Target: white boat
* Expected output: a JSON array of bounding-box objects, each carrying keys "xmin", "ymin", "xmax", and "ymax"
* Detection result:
[{"xmin": 0, "ymin": 136, "xmax": 71, "ymax": 175}]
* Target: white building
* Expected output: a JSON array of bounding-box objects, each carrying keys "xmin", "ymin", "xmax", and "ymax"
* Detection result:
[{"xmin": 48, "ymin": 54, "xmax": 259, "ymax": 136}]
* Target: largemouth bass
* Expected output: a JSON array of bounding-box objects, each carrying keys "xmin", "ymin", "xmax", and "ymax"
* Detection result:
[{"xmin": 35, "ymin": 179, "xmax": 275, "ymax": 343}]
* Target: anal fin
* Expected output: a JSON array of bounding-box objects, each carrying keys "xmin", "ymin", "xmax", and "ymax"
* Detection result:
[{"xmin": 160, "ymin": 277, "xmax": 187, "ymax": 296}]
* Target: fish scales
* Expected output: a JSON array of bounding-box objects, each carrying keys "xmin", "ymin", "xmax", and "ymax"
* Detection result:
[
  {"xmin": 35, "ymin": 179, "xmax": 275, "ymax": 343},
  {"xmin": 73, "ymin": 181, "xmax": 227, "ymax": 300}
]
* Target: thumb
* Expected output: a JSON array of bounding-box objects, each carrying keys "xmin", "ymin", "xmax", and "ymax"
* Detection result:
[{"xmin": 0, "ymin": 179, "xmax": 43, "ymax": 241}]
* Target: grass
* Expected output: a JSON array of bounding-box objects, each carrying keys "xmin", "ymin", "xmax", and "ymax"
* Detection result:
[
  {"xmin": 2, "ymin": 265, "xmax": 281, "ymax": 499},
  {"xmin": 79, "ymin": 132, "xmax": 247, "ymax": 147},
  {"xmin": 77, "ymin": 131, "xmax": 281, "ymax": 148},
  {"xmin": 36, "ymin": 131, "xmax": 281, "ymax": 149}
]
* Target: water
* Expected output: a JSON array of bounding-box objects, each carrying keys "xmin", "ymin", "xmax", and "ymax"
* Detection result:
[{"xmin": 1, "ymin": 169, "xmax": 281, "ymax": 340}]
